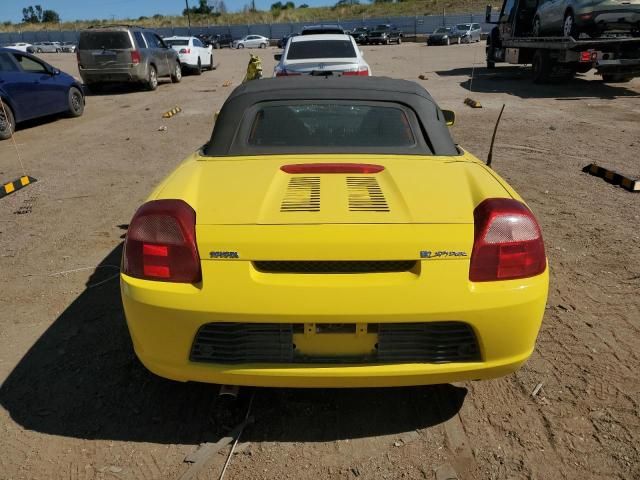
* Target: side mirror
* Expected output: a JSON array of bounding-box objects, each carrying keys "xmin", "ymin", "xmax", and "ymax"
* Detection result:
[
  {"xmin": 443, "ymin": 110, "xmax": 455, "ymax": 126},
  {"xmin": 50, "ymin": 67, "xmax": 60, "ymax": 75},
  {"xmin": 485, "ymin": 5, "xmax": 492, "ymax": 23},
  {"xmin": 274, "ymin": 53, "xmax": 282, "ymax": 61}
]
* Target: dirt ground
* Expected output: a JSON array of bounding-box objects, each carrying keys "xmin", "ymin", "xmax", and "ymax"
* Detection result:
[{"xmin": 0, "ymin": 43, "xmax": 638, "ymax": 480}]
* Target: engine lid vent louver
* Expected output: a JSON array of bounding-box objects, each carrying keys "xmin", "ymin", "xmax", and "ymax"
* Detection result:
[
  {"xmin": 347, "ymin": 176, "xmax": 390, "ymax": 212},
  {"xmin": 280, "ymin": 176, "xmax": 321, "ymax": 212}
]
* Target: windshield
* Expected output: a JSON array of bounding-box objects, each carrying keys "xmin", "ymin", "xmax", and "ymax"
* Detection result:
[
  {"xmin": 165, "ymin": 39, "xmax": 189, "ymax": 47},
  {"xmin": 248, "ymin": 104, "xmax": 415, "ymax": 148},
  {"xmin": 456, "ymin": 24, "xmax": 471, "ymax": 30},
  {"xmin": 79, "ymin": 31, "xmax": 132, "ymax": 50},
  {"xmin": 287, "ymin": 40, "xmax": 355, "ymax": 60},
  {"xmin": 434, "ymin": 28, "xmax": 450, "ymax": 34}
]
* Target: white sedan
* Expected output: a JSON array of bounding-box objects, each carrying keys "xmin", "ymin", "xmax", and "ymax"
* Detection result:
[
  {"xmin": 5, "ymin": 43, "xmax": 33, "ymax": 53},
  {"xmin": 233, "ymin": 35, "xmax": 269, "ymax": 49},
  {"xmin": 164, "ymin": 36, "xmax": 213, "ymax": 74},
  {"xmin": 274, "ymin": 34, "xmax": 371, "ymax": 77}
]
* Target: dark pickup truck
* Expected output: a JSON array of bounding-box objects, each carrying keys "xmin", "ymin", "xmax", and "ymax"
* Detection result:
[{"xmin": 366, "ymin": 24, "xmax": 403, "ymax": 45}]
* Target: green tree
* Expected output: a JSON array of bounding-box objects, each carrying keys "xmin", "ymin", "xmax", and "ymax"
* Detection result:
[
  {"xmin": 42, "ymin": 9, "xmax": 60, "ymax": 22},
  {"xmin": 299, "ymin": 3, "xmax": 309, "ymax": 7}
]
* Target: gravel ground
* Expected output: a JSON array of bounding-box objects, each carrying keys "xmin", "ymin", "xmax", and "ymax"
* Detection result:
[{"xmin": 0, "ymin": 43, "xmax": 638, "ymax": 480}]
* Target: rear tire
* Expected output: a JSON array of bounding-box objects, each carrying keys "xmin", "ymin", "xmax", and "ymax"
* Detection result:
[
  {"xmin": 67, "ymin": 87, "xmax": 84, "ymax": 117},
  {"xmin": 146, "ymin": 65, "xmax": 158, "ymax": 91},
  {"xmin": 487, "ymin": 60, "xmax": 496, "ymax": 69},
  {"xmin": 171, "ymin": 62, "xmax": 182, "ymax": 83},
  {"xmin": 260, "ymin": 42, "xmax": 267, "ymax": 49},
  {"xmin": 0, "ymin": 100, "xmax": 15, "ymax": 140},
  {"xmin": 532, "ymin": 50, "xmax": 553, "ymax": 83},
  {"xmin": 238, "ymin": 44, "xmax": 244, "ymax": 49},
  {"xmin": 195, "ymin": 58, "xmax": 202, "ymax": 75},
  {"xmin": 397, "ymin": 37, "xmax": 402, "ymax": 44},
  {"xmin": 207, "ymin": 55, "xmax": 214, "ymax": 70}
]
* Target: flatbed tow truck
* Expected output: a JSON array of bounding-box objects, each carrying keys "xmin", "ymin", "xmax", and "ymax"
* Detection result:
[{"xmin": 485, "ymin": 2, "xmax": 640, "ymax": 83}]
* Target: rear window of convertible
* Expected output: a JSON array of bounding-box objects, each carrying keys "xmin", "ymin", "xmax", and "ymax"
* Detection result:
[{"xmin": 248, "ymin": 103, "xmax": 416, "ymax": 147}]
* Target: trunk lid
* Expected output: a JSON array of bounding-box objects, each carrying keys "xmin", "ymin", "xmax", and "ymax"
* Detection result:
[
  {"xmin": 153, "ymin": 154, "xmax": 511, "ymax": 226},
  {"xmin": 282, "ymin": 59, "xmax": 360, "ymax": 74}
]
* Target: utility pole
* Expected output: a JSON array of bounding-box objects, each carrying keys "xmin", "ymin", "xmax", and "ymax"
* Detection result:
[{"xmin": 185, "ymin": 0, "xmax": 192, "ymax": 35}]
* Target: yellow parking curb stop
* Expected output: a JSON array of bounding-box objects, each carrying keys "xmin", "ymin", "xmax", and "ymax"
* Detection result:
[
  {"xmin": 0, "ymin": 176, "xmax": 37, "ymax": 199},
  {"xmin": 582, "ymin": 163, "xmax": 639, "ymax": 192},
  {"xmin": 464, "ymin": 98, "xmax": 482, "ymax": 108},
  {"xmin": 162, "ymin": 106, "xmax": 182, "ymax": 118}
]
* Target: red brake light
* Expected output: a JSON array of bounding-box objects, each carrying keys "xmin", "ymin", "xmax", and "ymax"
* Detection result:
[
  {"xmin": 281, "ymin": 163, "xmax": 384, "ymax": 174},
  {"xmin": 179, "ymin": 48, "xmax": 191, "ymax": 54},
  {"xmin": 579, "ymin": 50, "xmax": 596, "ymax": 63},
  {"xmin": 123, "ymin": 199, "xmax": 201, "ymax": 283},
  {"xmin": 131, "ymin": 50, "xmax": 141, "ymax": 64},
  {"xmin": 469, "ymin": 198, "xmax": 546, "ymax": 282},
  {"xmin": 343, "ymin": 67, "xmax": 369, "ymax": 76}
]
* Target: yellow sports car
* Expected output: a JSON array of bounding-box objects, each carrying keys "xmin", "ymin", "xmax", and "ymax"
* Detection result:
[{"xmin": 121, "ymin": 77, "xmax": 548, "ymax": 388}]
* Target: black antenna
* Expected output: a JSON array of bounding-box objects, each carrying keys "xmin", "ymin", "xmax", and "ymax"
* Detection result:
[{"xmin": 487, "ymin": 104, "xmax": 505, "ymax": 168}]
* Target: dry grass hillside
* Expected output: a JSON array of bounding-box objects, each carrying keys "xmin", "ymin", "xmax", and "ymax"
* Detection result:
[{"xmin": 0, "ymin": 0, "xmax": 489, "ymax": 32}]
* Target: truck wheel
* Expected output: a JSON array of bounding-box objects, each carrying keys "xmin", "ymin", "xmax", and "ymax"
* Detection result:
[
  {"xmin": 397, "ymin": 37, "xmax": 402, "ymax": 44},
  {"xmin": 0, "ymin": 100, "xmax": 15, "ymax": 140},
  {"xmin": 563, "ymin": 12, "xmax": 577, "ymax": 38},
  {"xmin": 532, "ymin": 50, "xmax": 553, "ymax": 83},
  {"xmin": 487, "ymin": 60, "xmax": 496, "ymax": 69},
  {"xmin": 602, "ymin": 74, "xmax": 633, "ymax": 83},
  {"xmin": 532, "ymin": 17, "xmax": 542, "ymax": 37}
]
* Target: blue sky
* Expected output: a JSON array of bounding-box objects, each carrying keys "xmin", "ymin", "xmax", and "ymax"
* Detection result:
[{"xmin": 0, "ymin": 0, "xmax": 337, "ymax": 23}]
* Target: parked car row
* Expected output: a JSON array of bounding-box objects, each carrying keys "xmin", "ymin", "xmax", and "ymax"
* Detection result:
[{"xmin": 428, "ymin": 24, "xmax": 483, "ymax": 45}]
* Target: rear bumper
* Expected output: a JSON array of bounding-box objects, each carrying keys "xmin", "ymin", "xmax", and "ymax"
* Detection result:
[
  {"xmin": 121, "ymin": 258, "xmax": 548, "ymax": 388},
  {"xmin": 578, "ymin": 8, "xmax": 640, "ymax": 29},
  {"xmin": 79, "ymin": 65, "xmax": 147, "ymax": 84}
]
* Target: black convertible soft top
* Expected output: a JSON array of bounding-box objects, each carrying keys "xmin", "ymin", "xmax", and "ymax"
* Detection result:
[{"xmin": 203, "ymin": 76, "xmax": 459, "ymax": 157}]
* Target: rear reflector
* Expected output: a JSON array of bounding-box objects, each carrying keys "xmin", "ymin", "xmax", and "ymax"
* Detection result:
[
  {"xmin": 281, "ymin": 163, "xmax": 384, "ymax": 174},
  {"xmin": 469, "ymin": 198, "xmax": 546, "ymax": 282}
]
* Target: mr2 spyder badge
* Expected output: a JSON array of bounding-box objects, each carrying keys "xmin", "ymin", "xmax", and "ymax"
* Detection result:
[
  {"xmin": 420, "ymin": 250, "xmax": 468, "ymax": 259},
  {"xmin": 209, "ymin": 251, "xmax": 240, "ymax": 259}
]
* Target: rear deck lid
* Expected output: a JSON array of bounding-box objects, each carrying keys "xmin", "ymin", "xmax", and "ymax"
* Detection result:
[{"xmin": 154, "ymin": 155, "xmax": 511, "ymax": 225}]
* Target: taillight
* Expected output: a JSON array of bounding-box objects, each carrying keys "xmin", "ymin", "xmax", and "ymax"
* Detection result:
[
  {"xmin": 281, "ymin": 163, "xmax": 384, "ymax": 174},
  {"xmin": 131, "ymin": 50, "xmax": 141, "ymax": 64},
  {"xmin": 579, "ymin": 50, "xmax": 596, "ymax": 63},
  {"xmin": 123, "ymin": 199, "xmax": 201, "ymax": 283},
  {"xmin": 469, "ymin": 198, "xmax": 546, "ymax": 282},
  {"xmin": 343, "ymin": 67, "xmax": 369, "ymax": 76},
  {"xmin": 179, "ymin": 48, "xmax": 191, "ymax": 54}
]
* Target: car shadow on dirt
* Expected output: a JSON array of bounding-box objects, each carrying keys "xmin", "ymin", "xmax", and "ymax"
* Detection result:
[
  {"xmin": 0, "ymin": 243, "xmax": 467, "ymax": 445},
  {"xmin": 435, "ymin": 66, "xmax": 640, "ymax": 99}
]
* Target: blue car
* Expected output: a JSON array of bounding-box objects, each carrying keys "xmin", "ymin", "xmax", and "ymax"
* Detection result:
[{"xmin": 0, "ymin": 47, "xmax": 84, "ymax": 140}]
